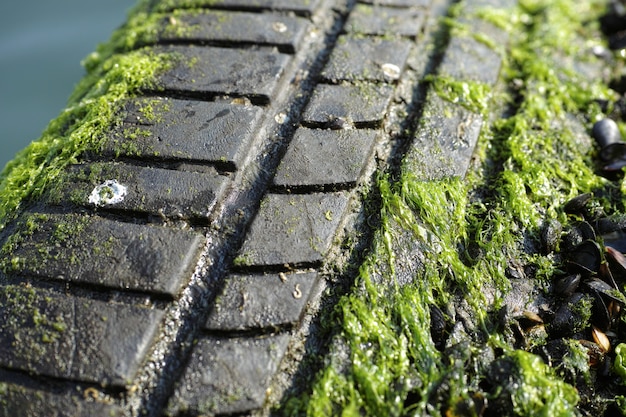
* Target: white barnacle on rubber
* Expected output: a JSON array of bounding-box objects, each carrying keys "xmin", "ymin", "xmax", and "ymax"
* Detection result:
[
  {"xmin": 89, "ymin": 180, "xmax": 128, "ymax": 206},
  {"xmin": 381, "ymin": 63, "xmax": 401, "ymax": 80},
  {"xmin": 272, "ymin": 22, "xmax": 288, "ymax": 33}
]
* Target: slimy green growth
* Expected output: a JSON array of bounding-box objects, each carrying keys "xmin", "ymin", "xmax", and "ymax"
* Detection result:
[
  {"xmin": 0, "ymin": 0, "xmax": 175, "ymax": 230},
  {"xmin": 284, "ymin": 0, "xmax": 622, "ymax": 415},
  {"xmin": 429, "ymin": 75, "xmax": 492, "ymax": 115}
]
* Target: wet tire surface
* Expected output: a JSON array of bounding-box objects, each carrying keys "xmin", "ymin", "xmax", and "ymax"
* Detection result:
[{"xmin": 0, "ymin": 0, "xmax": 523, "ymax": 415}]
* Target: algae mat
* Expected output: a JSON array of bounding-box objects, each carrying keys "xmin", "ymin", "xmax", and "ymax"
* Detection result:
[{"xmin": 285, "ymin": 0, "xmax": 626, "ymax": 416}]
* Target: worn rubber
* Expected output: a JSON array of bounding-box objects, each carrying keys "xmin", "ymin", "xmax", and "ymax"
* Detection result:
[{"xmin": 0, "ymin": 0, "xmax": 513, "ymax": 415}]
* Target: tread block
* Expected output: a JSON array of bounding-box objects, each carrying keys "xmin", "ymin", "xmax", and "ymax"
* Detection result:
[
  {"xmin": 404, "ymin": 94, "xmax": 483, "ymax": 180},
  {"xmin": 321, "ymin": 36, "xmax": 412, "ymax": 83},
  {"xmin": 0, "ymin": 380, "xmax": 123, "ymax": 417},
  {"xmin": 273, "ymin": 128, "xmax": 378, "ymax": 188},
  {"xmin": 0, "ymin": 285, "xmax": 163, "ymax": 387},
  {"xmin": 154, "ymin": 45, "xmax": 291, "ymax": 103},
  {"xmin": 345, "ymin": 4, "xmax": 427, "ymax": 37},
  {"xmin": 47, "ymin": 162, "xmax": 228, "ymax": 221},
  {"xmin": 105, "ymin": 98, "xmax": 263, "ymax": 169},
  {"xmin": 166, "ymin": 334, "xmax": 290, "ymax": 416},
  {"xmin": 153, "ymin": 0, "xmax": 322, "ymax": 16},
  {"xmin": 236, "ymin": 192, "xmax": 350, "ymax": 267},
  {"xmin": 439, "ymin": 35, "xmax": 503, "ymax": 85},
  {"xmin": 204, "ymin": 271, "xmax": 319, "ymax": 331},
  {"xmin": 159, "ymin": 11, "xmax": 309, "ymax": 53},
  {"xmin": 302, "ymin": 83, "xmax": 394, "ymax": 126},
  {"xmin": 2, "ymin": 213, "xmax": 204, "ymax": 297}
]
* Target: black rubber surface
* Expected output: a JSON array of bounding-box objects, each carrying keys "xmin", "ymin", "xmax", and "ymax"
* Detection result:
[{"xmin": 0, "ymin": 0, "xmax": 514, "ymax": 415}]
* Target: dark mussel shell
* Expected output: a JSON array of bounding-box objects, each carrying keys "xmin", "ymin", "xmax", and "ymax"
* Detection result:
[
  {"xmin": 564, "ymin": 193, "xmax": 593, "ymax": 215},
  {"xmin": 592, "ymin": 118, "xmax": 626, "ymax": 171},
  {"xmin": 553, "ymin": 274, "xmax": 582, "ymax": 298},
  {"xmin": 578, "ymin": 221, "xmax": 597, "ymax": 241},
  {"xmin": 550, "ymin": 292, "xmax": 594, "ymax": 338},
  {"xmin": 430, "ymin": 304, "xmax": 447, "ymax": 350},
  {"xmin": 541, "ymin": 219, "xmax": 562, "ymax": 254},
  {"xmin": 591, "ymin": 289, "xmax": 612, "ymax": 331},
  {"xmin": 595, "ymin": 215, "xmax": 626, "ymax": 235},
  {"xmin": 566, "ymin": 240, "xmax": 602, "ymax": 276},
  {"xmin": 592, "ymin": 118, "xmax": 622, "ymax": 153},
  {"xmin": 562, "ymin": 228, "xmax": 584, "ymax": 252},
  {"xmin": 603, "ymin": 158, "xmax": 626, "ymax": 171},
  {"xmin": 564, "ymin": 193, "xmax": 605, "ymax": 220},
  {"xmin": 562, "ymin": 222, "xmax": 596, "ymax": 252},
  {"xmin": 583, "ymin": 277, "xmax": 623, "ymax": 301},
  {"xmin": 583, "ymin": 278, "xmax": 625, "ymax": 331}
]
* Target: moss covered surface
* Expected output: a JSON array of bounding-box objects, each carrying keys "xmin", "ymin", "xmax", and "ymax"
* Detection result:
[
  {"xmin": 0, "ymin": 0, "xmax": 178, "ymax": 230},
  {"xmin": 1, "ymin": 0, "xmax": 625, "ymax": 413},
  {"xmin": 282, "ymin": 0, "xmax": 626, "ymax": 415}
]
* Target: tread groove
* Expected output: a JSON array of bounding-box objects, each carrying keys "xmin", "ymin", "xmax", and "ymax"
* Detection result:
[{"xmin": 156, "ymin": 39, "xmax": 298, "ymax": 55}]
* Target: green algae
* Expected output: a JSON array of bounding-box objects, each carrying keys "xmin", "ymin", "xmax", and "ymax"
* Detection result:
[
  {"xmin": 614, "ymin": 343, "xmax": 626, "ymax": 383},
  {"xmin": 429, "ymin": 75, "xmax": 492, "ymax": 115},
  {"xmin": 81, "ymin": 8, "xmax": 210, "ymax": 70},
  {"xmin": 0, "ymin": 3, "xmax": 234, "ymax": 226},
  {"xmin": 0, "ymin": 0, "xmax": 176, "ymax": 230},
  {"xmin": 151, "ymin": 0, "xmax": 221, "ymax": 13},
  {"xmin": 499, "ymin": 350, "xmax": 580, "ymax": 415},
  {"xmin": 0, "ymin": 213, "xmax": 92, "ymax": 274},
  {"xmin": 283, "ymin": 0, "xmax": 620, "ymax": 415},
  {"xmin": 1, "ymin": 285, "xmax": 69, "ymax": 357}
]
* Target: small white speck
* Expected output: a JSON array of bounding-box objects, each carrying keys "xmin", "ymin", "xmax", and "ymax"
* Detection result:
[
  {"xmin": 382, "ymin": 63, "xmax": 401, "ymax": 80},
  {"xmin": 591, "ymin": 44, "xmax": 608, "ymax": 58},
  {"xmin": 272, "ymin": 22, "xmax": 288, "ymax": 33},
  {"xmin": 275, "ymin": 112, "xmax": 288, "ymax": 124},
  {"xmin": 89, "ymin": 180, "xmax": 128, "ymax": 206}
]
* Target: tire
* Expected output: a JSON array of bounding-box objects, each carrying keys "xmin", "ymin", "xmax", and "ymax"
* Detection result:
[{"xmin": 0, "ymin": 0, "xmax": 578, "ymax": 416}]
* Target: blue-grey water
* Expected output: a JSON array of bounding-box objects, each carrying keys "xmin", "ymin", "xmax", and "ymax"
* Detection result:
[{"xmin": 0, "ymin": 0, "xmax": 136, "ymax": 172}]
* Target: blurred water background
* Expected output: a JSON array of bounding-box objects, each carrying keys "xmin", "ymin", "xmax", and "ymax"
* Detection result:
[{"xmin": 0, "ymin": 0, "xmax": 136, "ymax": 171}]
